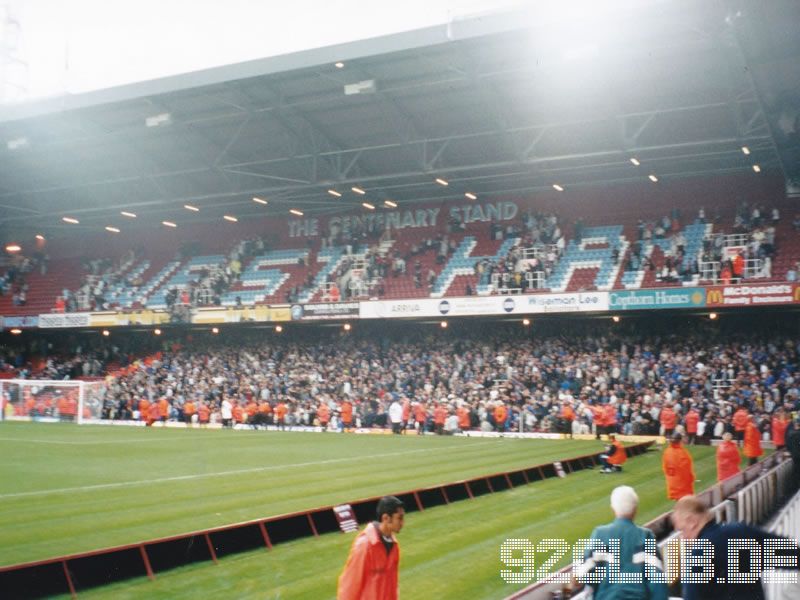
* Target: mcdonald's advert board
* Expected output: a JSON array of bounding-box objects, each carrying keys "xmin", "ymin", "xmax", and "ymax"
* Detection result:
[{"xmin": 705, "ymin": 283, "xmax": 800, "ymax": 307}]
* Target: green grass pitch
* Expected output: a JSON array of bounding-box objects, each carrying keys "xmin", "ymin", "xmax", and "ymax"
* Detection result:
[{"xmin": 0, "ymin": 422, "xmax": 721, "ymax": 598}]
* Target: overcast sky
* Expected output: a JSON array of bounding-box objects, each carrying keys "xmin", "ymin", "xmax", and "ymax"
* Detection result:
[{"xmin": 2, "ymin": 0, "xmax": 523, "ymax": 102}]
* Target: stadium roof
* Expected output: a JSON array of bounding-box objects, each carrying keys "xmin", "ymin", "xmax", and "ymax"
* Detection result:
[{"xmin": 0, "ymin": 0, "xmax": 798, "ymax": 240}]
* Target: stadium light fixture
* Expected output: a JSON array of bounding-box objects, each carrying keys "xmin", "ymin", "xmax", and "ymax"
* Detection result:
[
  {"xmin": 522, "ymin": 318, "xmax": 531, "ymax": 326},
  {"xmin": 629, "ymin": 158, "xmax": 640, "ymax": 166},
  {"xmin": 648, "ymin": 174, "xmax": 658, "ymax": 182},
  {"xmin": 10, "ymin": 328, "xmax": 22, "ymax": 335},
  {"xmin": 612, "ymin": 315, "xmax": 620, "ymax": 323},
  {"xmin": 184, "ymin": 204, "xmax": 200, "ymax": 212},
  {"xmin": 154, "ymin": 328, "xmax": 162, "ymax": 335},
  {"xmin": 252, "ymin": 196, "xmax": 268, "ymax": 205},
  {"xmin": 384, "ymin": 200, "xmax": 398, "ymax": 208},
  {"xmin": 105, "ymin": 226, "xmax": 120, "ymax": 233},
  {"xmin": 211, "ymin": 327, "xmax": 219, "ymax": 334},
  {"xmin": 7, "ymin": 136, "xmax": 28, "ymax": 150},
  {"xmin": 35, "ymin": 234, "xmax": 45, "ymax": 241},
  {"xmin": 552, "ymin": 184, "xmax": 564, "ymax": 192},
  {"xmin": 435, "ymin": 178, "xmax": 449, "ymax": 186},
  {"xmin": 102, "ymin": 330, "xmax": 110, "ymax": 337},
  {"xmin": 351, "ymin": 186, "xmax": 366, "ymax": 195},
  {"xmin": 62, "ymin": 217, "xmax": 79, "ymax": 224},
  {"xmin": 752, "ymin": 164, "xmax": 761, "ymax": 173},
  {"xmin": 162, "ymin": 220, "xmax": 177, "ymax": 228},
  {"xmin": 343, "ymin": 323, "xmax": 351, "ymax": 331},
  {"xmin": 465, "ymin": 192, "xmax": 477, "ymax": 200},
  {"xmin": 709, "ymin": 312, "xmax": 718, "ymax": 320},
  {"xmin": 362, "ymin": 202, "xmax": 375, "ymax": 210},
  {"xmin": 741, "ymin": 146, "xmax": 750, "ymax": 155},
  {"xmin": 5, "ymin": 243, "xmax": 21, "ymax": 253},
  {"xmin": 327, "ymin": 189, "xmax": 342, "ymax": 197},
  {"xmin": 145, "ymin": 112, "xmax": 171, "ymax": 128},
  {"xmin": 275, "ymin": 325, "xmax": 283, "ymax": 333},
  {"xmin": 289, "ymin": 209, "xmax": 304, "ymax": 216},
  {"xmin": 440, "ymin": 320, "xmax": 448, "ymax": 329},
  {"xmin": 223, "ymin": 215, "xmax": 238, "ymax": 222},
  {"xmin": 121, "ymin": 211, "xmax": 137, "ymax": 218}
]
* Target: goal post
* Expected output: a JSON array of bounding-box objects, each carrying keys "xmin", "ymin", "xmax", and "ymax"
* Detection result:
[{"xmin": 0, "ymin": 379, "xmax": 109, "ymax": 424}]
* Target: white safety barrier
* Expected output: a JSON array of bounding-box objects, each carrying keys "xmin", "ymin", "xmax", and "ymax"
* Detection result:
[
  {"xmin": 507, "ymin": 455, "xmax": 795, "ymax": 600},
  {"xmin": 736, "ymin": 459, "xmax": 794, "ymax": 525},
  {"xmin": 765, "ymin": 487, "xmax": 800, "ymax": 600}
]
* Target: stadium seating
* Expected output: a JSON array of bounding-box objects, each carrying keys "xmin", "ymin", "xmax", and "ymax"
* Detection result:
[{"xmin": 3, "ymin": 175, "xmax": 798, "ymax": 316}]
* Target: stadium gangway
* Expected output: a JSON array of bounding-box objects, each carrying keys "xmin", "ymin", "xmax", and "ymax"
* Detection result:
[{"xmin": 507, "ymin": 452, "xmax": 795, "ymax": 600}]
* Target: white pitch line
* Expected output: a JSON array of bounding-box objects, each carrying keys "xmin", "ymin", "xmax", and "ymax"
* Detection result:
[
  {"xmin": 0, "ymin": 436, "xmax": 218, "ymax": 446},
  {"xmin": 0, "ymin": 441, "xmax": 498, "ymax": 500}
]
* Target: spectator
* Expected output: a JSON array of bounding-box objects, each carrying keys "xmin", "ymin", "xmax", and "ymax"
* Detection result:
[
  {"xmin": 671, "ymin": 495, "xmax": 800, "ymax": 600},
  {"xmin": 575, "ymin": 485, "xmax": 668, "ymax": 600}
]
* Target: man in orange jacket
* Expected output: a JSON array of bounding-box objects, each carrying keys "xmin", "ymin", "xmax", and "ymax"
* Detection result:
[
  {"xmin": 743, "ymin": 415, "xmax": 763, "ymax": 466},
  {"xmin": 716, "ymin": 432, "xmax": 741, "ymax": 482},
  {"xmin": 599, "ymin": 433, "xmax": 627, "ymax": 473},
  {"xmin": 732, "ymin": 406, "xmax": 749, "ymax": 444},
  {"xmin": 338, "ymin": 496, "xmax": 404, "ymax": 600},
  {"xmin": 659, "ymin": 404, "xmax": 677, "ymax": 438},
  {"xmin": 684, "ymin": 406, "xmax": 700, "ymax": 445},
  {"xmin": 662, "ymin": 432, "xmax": 696, "ymax": 500},
  {"xmin": 772, "ymin": 408, "xmax": 790, "ymax": 450}
]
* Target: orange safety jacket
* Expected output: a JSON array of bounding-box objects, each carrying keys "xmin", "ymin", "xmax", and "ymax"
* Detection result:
[
  {"xmin": 659, "ymin": 407, "xmax": 677, "ymax": 430},
  {"xmin": 337, "ymin": 522, "xmax": 400, "ymax": 600},
  {"xmin": 684, "ymin": 410, "xmax": 700, "ymax": 434},
  {"xmin": 743, "ymin": 422, "xmax": 763, "ymax": 458},
  {"xmin": 608, "ymin": 440, "xmax": 627, "ymax": 466},
  {"xmin": 733, "ymin": 409, "xmax": 749, "ymax": 432},
  {"xmin": 716, "ymin": 440, "xmax": 741, "ymax": 482},
  {"xmin": 662, "ymin": 443, "xmax": 695, "ymax": 500}
]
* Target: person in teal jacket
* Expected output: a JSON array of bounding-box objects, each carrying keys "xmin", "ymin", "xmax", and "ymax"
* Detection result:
[{"xmin": 574, "ymin": 485, "xmax": 669, "ymax": 599}]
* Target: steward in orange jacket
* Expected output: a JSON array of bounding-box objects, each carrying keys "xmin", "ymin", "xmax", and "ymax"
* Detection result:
[
  {"xmin": 599, "ymin": 434, "xmax": 627, "ymax": 472},
  {"xmin": 341, "ymin": 400, "xmax": 353, "ymax": 428},
  {"xmin": 183, "ymin": 400, "xmax": 196, "ymax": 425},
  {"xmin": 684, "ymin": 408, "xmax": 700, "ymax": 444},
  {"xmin": 716, "ymin": 432, "xmax": 741, "ymax": 482},
  {"xmin": 318, "ymin": 403, "xmax": 330, "ymax": 428},
  {"xmin": 433, "ymin": 404, "xmax": 447, "ymax": 435},
  {"xmin": 772, "ymin": 410, "xmax": 790, "ymax": 450},
  {"xmin": 493, "ymin": 403, "xmax": 508, "ymax": 432},
  {"xmin": 338, "ymin": 496, "xmax": 404, "ymax": 600},
  {"xmin": 659, "ymin": 405, "xmax": 677, "ymax": 436},
  {"xmin": 733, "ymin": 407, "xmax": 749, "ymax": 443},
  {"xmin": 147, "ymin": 401, "xmax": 161, "ymax": 426},
  {"xmin": 662, "ymin": 432, "xmax": 695, "ymax": 500},
  {"xmin": 743, "ymin": 418, "xmax": 763, "ymax": 465}
]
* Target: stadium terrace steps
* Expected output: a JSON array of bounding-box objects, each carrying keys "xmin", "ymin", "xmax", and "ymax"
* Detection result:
[{"xmin": 0, "ymin": 258, "xmax": 84, "ymax": 316}]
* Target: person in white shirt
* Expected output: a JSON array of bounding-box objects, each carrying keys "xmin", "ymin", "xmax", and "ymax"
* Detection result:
[
  {"xmin": 221, "ymin": 397, "xmax": 233, "ymax": 428},
  {"xmin": 388, "ymin": 398, "xmax": 403, "ymax": 435}
]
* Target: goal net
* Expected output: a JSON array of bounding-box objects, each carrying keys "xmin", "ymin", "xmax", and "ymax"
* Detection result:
[{"xmin": 0, "ymin": 379, "xmax": 109, "ymax": 424}]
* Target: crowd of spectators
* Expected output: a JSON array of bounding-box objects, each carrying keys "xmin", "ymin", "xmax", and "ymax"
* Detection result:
[
  {"xmin": 699, "ymin": 201, "xmax": 781, "ymax": 283},
  {"xmin": 1, "ymin": 252, "xmax": 48, "ymax": 306},
  {"xmin": 472, "ymin": 211, "xmax": 563, "ymax": 293},
  {"xmin": 0, "ymin": 341, "xmax": 115, "ymax": 380},
  {"xmin": 55, "ymin": 317, "xmax": 797, "ymax": 444}
]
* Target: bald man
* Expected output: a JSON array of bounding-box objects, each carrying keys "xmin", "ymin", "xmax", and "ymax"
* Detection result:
[{"xmin": 671, "ymin": 495, "xmax": 800, "ymax": 600}]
